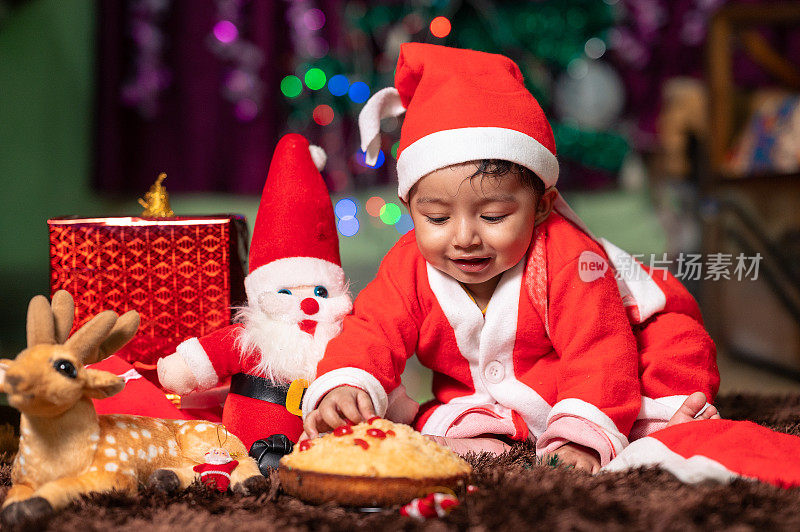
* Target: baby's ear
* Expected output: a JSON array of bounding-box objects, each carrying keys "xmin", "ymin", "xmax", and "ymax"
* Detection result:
[
  {"xmin": 0, "ymin": 359, "xmax": 9, "ymax": 393},
  {"xmin": 83, "ymin": 369, "xmax": 125, "ymax": 399}
]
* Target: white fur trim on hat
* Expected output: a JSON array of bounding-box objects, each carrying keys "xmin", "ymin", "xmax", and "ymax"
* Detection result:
[
  {"xmin": 309, "ymin": 145, "xmax": 327, "ymax": 171},
  {"xmin": 602, "ymin": 436, "xmax": 739, "ymax": 484},
  {"xmin": 396, "ymin": 127, "xmax": 559, "ymax": 200},
  {"xmin": 245, "ymin": 256, "xmax": 346, "ymax": 303},
  {"xmin": 359, "ymin": 87, "xmax": 406, "ymax": 166}
]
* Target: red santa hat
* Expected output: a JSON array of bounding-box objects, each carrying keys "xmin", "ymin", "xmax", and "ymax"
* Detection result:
[
  {"xmin": 244, "ymin": 133, "xmax": 345, "ymax": 304},
  {"xmin": 604, "ymin": 419, "xmax": 800, "ymax": 489},
  {"xmin": 359, "ymin": 43, "xmax": 669, "ymax": 324},
  {"xmin": 359, "ymin": 43, "xmax": 559, "ymax": 201}
]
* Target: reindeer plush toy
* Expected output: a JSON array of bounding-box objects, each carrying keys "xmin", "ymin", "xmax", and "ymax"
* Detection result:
[{"xmin": 0, "ymin": 291, "xmax": 261, "ymax": 528}]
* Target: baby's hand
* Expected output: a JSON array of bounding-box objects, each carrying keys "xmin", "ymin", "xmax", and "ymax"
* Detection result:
[
  {"xmin": 303, "ymin": 385, "xmax": 376, "ymax": 439},
  {"xmin": 545, "ymin": 442, "xmax": 601, "ymax": 474}
]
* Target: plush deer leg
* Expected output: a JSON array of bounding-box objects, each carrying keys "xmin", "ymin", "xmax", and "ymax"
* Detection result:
[
  {"xmin": 2, "ymin": 484, "xmax": 35, "ymax": 507},
  {"xmin": 1, "ymin": 496, "xmax": 53, "ymax": 530},
  {"xmin": 149, "ymin": 465, "xmax": 199, "ymax": 493},
  {"xmin": 35, "ymin": 472, "xmax": 138, "ymax": 511},
  {"xmin": 230, "ymin": 457, "xmax": 262, "ymax": 488}
]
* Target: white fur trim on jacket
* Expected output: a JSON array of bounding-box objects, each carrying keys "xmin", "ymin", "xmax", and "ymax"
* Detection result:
[
  {"xmin": 302, "ymin": 367, "xmax": 389, "ymax": 418},
  {"xmin": 175, "ymin": 337, "xmax": 219, "ymax": 390},
  {"xmin": 541, "ymin": 398, "xmax": 629, "ymax": 457},
  {"xmin": 599, "ymin": 238, "xmax": 666, "ymax": 323},
  {"xmin": 245, "ymin": 256, "xmax": 346, "ymax": 304},
  {"xmin": 421, "ymin": 258, "xmax": 552, "ymax": 437},
  {"xmin": 396, "ymin": 127, "xmax": 559, "ymax": 201},
  {"xmin": 602, "ymin": 436, "xmax": 739, "ymax": 484}
]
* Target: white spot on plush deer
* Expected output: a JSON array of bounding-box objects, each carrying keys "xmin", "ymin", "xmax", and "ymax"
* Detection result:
[{"xmin": 0, "ymin": 291, "xmax": 261, "ymax": 528}]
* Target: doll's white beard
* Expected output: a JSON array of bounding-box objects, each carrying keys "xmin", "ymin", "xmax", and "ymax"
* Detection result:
[{"xmin": 234, "ymin": 293, "xmax": 352, "ymax": 383}]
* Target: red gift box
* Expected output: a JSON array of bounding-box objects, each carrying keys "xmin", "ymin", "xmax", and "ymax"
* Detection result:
[{"xmin": 48, "ymin": 216, "xmax": 248, "ymax": 366}]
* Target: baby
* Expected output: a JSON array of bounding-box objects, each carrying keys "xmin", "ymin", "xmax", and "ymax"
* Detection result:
[{"xmin": 301, "ymin": 43, "xmax": 719, "ymax": 472}]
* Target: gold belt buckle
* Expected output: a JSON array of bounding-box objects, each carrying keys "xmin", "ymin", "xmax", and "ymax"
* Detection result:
[{"xmin": 286, "ymin": 378, "xmax": 309, "ymax": 416}]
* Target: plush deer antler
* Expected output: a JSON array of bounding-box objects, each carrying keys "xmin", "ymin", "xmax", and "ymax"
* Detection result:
[{"xmin": 0, "ymin": 291, "xmax": 262, "ymax": 529}]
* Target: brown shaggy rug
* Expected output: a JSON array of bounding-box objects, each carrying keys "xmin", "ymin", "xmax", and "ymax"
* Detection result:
[{"xmin": 3, "ymin": 393, "xmax": 800, "ymax": 531}]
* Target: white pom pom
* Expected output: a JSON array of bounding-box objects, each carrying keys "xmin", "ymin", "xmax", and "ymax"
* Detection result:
[{"xmin": 309, "ymin": 145, "xmax": 327, "ymax": 171}]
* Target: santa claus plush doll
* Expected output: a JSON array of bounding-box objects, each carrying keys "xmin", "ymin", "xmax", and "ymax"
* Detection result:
[
  {"xmin": 157, "ymin": 133, "xmax": 352, "ymax": 473},
  {"xmin": 193, "ymin": 448, "xmax": 239, "ymax": 492}
]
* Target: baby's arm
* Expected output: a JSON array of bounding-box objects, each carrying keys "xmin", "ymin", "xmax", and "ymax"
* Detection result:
[
  {"xmin": 534, "ymin": 248, "xmax": 641, "ymax": 467},
  {"xmin": 301, "ymin": 236, "xmax": 422, "ymax": 422}
]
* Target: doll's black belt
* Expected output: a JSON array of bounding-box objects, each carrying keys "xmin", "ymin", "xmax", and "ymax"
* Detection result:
[{"xmin": 229, "ymin": 373, "xmax": 307, "ymax": 416}]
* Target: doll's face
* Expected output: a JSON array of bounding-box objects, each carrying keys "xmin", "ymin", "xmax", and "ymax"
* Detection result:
[{"xmin": 204, "ymin": 447, "xmax": 232, "ymax": 464}]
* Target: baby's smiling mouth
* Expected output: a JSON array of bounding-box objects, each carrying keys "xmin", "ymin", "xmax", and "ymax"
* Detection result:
[{"xmin": 451, "ymin": 257, "xmax": 491, "ymax": 272}]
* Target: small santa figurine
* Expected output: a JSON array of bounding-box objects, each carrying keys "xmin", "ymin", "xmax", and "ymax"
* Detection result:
[
  {"xmin": 157, "ymin": 134, "xmax": 352, "ymax": 474},
  {"xmin": 193, "ymin": 448, "xmax": 239, "ymax": 492}
]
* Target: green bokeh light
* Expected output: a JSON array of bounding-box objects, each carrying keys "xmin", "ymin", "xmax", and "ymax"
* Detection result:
[
  {"xmin": 391, "ymin": 141, "xmax": 399, "ymax": 159},
  {"xmin": 304, "ymin": 68, "xmax": 327, "ymax": 90},
  {"xmin": 280, "ymin": 75, "xmax": 303, "ymax": 98},
  {"xmin": 379, "ymin": 203, "xmax": 402, "ymax": 225}
]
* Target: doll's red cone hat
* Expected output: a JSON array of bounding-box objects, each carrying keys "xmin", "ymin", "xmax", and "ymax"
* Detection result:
[{"xmin": 244, "ymin": 133, "xmax": 345, "ymax": 304}]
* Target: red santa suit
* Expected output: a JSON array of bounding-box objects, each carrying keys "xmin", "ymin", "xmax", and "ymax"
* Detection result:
[
  {"xmin": 175, "ymin": 325, "xmax": 304, "ymax": 450},
  {"xmin": 158, "ymin": 134, "xmax": 350, "ymax": 465},
  {"xmin": 305, "ymin": 212, "xmax": 643, "ymax": 465},
  {"xmin": 193, "ymin": 458, "xmax": 239, "ymax": 492}
]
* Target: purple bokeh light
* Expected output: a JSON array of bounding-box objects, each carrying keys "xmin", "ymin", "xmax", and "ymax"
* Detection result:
[
  {"xmin": 213, "ymin": 20, "xmax": 238, "ymax": 44},
  {"xmin": 303, "ymin": 9, "xmax": 326, "ymax": 31}
]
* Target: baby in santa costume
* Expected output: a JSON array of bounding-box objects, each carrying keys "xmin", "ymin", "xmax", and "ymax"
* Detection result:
[
  {"xmin": 302, "ymin": 43, "xmax": 719, "ymax": 473},
  {"xmin": 158, "ymin": 134, "xmax": 352, "ymax": 474}
]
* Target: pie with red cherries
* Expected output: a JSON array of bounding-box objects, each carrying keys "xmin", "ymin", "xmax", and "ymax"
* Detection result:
[{"xmin": 278, "ymin": 418, "xmax": 471, "ymax": 506}]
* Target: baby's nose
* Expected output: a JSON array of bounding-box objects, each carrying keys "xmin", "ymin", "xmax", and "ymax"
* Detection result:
[{"xmin": 301, "ymin": 297, "xmax": 319, "ymax": 315}]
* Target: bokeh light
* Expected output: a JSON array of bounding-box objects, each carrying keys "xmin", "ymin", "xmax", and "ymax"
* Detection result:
[
  {"xmin": 379, "ymin": 203, "xmax": 402, "ymax": 225},
  {"xmin": 280, "ymin": 75, "xmax": 303, "ymax": 98},
  {"xmin": 213, "ymin": 20, "xmax": 238, "ymax": 43},
  {"xmin": 337, "ymin": 216, "xmax": 360, "ymax": 237},
  {"xmin": 430, "ymin": 16, "xmax": 452, "ymax": 38},
  {"xmin": 366, "ymin": 196, "xmax": 385, "ymax": 217},
  {"xmin": 312, "ymin": 104, "xmax": 334, "ymax": 126},
  {"xmin": 395, "ymin": 214, "xmax": 414, "ymax": 234},
  {"xmin": 304, "ymin": 68, "xmax": 327, "ymax": 90},
  {"xmin": 391, "ymin": 141, "xmax": 400, "ymax": 159},
  {"xmin": 584, "ymin": 37, "xmax": 606, "ymax": 59},
  {"xmin": 234, "ymin": 99, "xmax": 258, "ymax": 121},
  {"xmin": 303, "ymin": 8, "xmax": 326, "ymax": 31},
  {"xmin": 355, "ymin": 149, "xmax": 385, "ymax": 169},
  {"xmin": 306, "ymin": 36, "xmax": 329, "ymax": 59},
  {"xmin": 348, "ymin": 81, "xmax": 371, "ymax": 103},
  {"xmin": 328, "ymin": 74, "xmax": 350, "ymax": 96},
  {"xmin": 335, "ymin": 198, "xmax": 358, "ymax": 219}
]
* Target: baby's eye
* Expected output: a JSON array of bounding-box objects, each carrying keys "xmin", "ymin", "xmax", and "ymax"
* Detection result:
[
  {"xmin": 481, "ymin": 215, "xmax": 508, "ymax": 223},
  {"xmin": 277, "ymin": 289, "xmax": 292, "ymax": 295},
  {"xmin": 425, "ymin": 216, "xmax": 449, "ymax": 224},
  {"xmin": 314, "ymin": 286, "xmax": 329, "ymax": 298}
]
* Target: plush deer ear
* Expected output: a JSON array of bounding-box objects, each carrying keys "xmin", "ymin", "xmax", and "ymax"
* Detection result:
[
  {"xmin": 27, "ymin": 295, "xmax": 56, "ymax": 348},
  {"xmin": 64, "ymin": 311, "xmax": 118, "ymax": 364},
  {"xmin": 51, "ymin": 290, "xmax": 75, "ymax": 344},
  {"xmin": 83, "ymin": 369, "xmax": 125, "ymax": 399},
  {"xmin": 95, "ymin": 310, "xmax": 140, "ymax": 364},
  {"xmin": 0, "ymin": 359, "xmax": 10, "ymax": 394}
]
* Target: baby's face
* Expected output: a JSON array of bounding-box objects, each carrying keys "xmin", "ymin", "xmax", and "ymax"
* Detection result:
[{"xmin": 406, "ymin": 163, "xmax": 540, "ymax": 289}]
